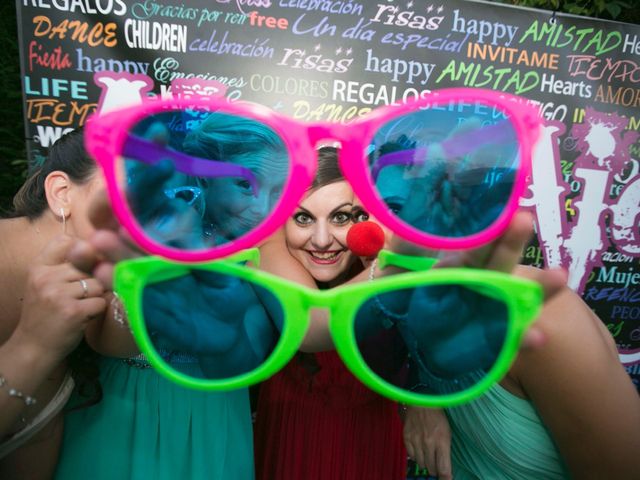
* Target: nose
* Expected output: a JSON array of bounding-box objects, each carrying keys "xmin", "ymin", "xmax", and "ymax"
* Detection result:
[
  {"xmin": 247, "ymin": 190, "xmax": 272, "ymax": 220},
  {"xmin": 310, "ymin": 222, "xmax": 333, "ymax": 250}
]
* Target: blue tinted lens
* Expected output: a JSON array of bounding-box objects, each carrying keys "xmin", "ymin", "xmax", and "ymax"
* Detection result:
[
  {"xmin": 141, "ymin": 269, "xmax": 284, "ymax": 380},
  {"xmin": 370, "ymin": 100, "xmax": 520, "ymax": 238},
  {"xmin": 123, "ymin": 108, "xmax": 290, "ymax": 251},
  {"xmin": 354, "ymin": 284, "xmax": 509, "ymax": 395}
]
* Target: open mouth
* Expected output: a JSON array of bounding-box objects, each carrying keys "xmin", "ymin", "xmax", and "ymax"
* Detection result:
[{"xmin": 306, "ymin": 250, "xmax": 345, "ymax": 264}]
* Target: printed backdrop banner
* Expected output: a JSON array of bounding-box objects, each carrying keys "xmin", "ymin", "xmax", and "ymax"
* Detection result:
[{"xmin": 14, "ymin": 1, "xmax": 640, "ymax": 475}]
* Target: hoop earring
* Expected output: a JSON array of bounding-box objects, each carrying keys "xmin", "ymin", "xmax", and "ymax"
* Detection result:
[{"xmin": 60, "ymin": 208, "xmax": 67, "ymax": 235}]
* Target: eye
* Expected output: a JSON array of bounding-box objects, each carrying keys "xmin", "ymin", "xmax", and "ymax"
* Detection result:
[
  {"xmin": 293, "ymin": 212, "xmax": 313, "ymax": 226},
  {"xmin": 331, "ymin": 211, "xmax": 351, "ymax": 225},
  {"xmin": 385, "ymin": 201, "xmax": 404, "ymax": 216},
  {"xmin": 351, "ymin": 208, "xmax": 370, "ymax": 223},
  {"xmin": 234, "ymin": 179, "xmax": 253, "ymax": 193}
]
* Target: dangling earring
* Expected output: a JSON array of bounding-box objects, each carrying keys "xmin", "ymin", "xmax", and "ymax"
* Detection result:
[{"xmin": 60, "ymin": 208, "xmax": 67, "ymax": 234}]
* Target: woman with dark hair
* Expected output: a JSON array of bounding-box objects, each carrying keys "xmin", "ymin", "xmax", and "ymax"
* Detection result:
[
  {"xmin": 0, "ymin": 129, "xmax": 108, "ymax": 478},
  {"xmin": 253, "ymin": 146, "xmax": 409, "ymax": 480},
  {"xmin": 53, "ymin": 116, "xmax": 280, "ymax": 480}
]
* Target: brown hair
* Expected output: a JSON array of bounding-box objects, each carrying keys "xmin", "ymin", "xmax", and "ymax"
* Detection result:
[
  {"xmin": 310, "ymin": 146, "xmax": 343, "ymax": 190},
  {"xmin": 9, "ymin": 128, "xmax": 96, "ymax": 219}
]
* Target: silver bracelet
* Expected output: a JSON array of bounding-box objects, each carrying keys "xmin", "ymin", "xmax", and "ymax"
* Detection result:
[
  {"xmin": 368, "ymin": 258, "xmax": 378, "ymax": 281},
  {"xmin": 368, "ymin": 259, "xmax": 407, "ymax": 323},
  {"xmin": 0, "ymin": 374, "xmax": 37, "ymax": 406}
]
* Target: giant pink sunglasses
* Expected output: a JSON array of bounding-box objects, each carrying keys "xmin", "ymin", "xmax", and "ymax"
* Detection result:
[{"xmin": 86, "ymin": 87, "xmax": 541, "ymax": 262}]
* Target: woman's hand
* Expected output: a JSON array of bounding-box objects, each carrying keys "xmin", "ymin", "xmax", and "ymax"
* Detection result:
[
  {"xmin": 14, "ymin": 234, "xmax": 107, "ymax": 361},
  {"xmin": 437, "ymin": 211, "xmax": 567, "ymax": 349},
  {"xmin": 403, "ymin": 406, "xmax": 452, "ymax": 480},
  {"xmin": 145, "ymin": 271, "xmax": 276, "ymax": 349},
  {"xmin": 389, "ymin": 211, "xmax": 567, "ymax": 350}
]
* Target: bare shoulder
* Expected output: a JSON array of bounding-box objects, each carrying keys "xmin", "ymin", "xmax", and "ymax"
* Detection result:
[
  {"xmin": 257, "ymin": 230, "xmax": 291, "ymax": 272},
  {"xmin": 258, "ymin": 231, "xmax": 316, "ymax": 288}
]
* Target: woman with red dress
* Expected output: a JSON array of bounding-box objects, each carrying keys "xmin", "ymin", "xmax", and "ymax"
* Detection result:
[{"xmin": 253, "ymin": 147, "xmax": 407, "ymax": 480}]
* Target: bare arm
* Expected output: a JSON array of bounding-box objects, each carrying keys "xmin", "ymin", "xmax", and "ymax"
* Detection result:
[
  {"xmin": 0, "ymin": 236, "xmax": 106, "ymax": 437},
  {"xmin": 511, "ymin": 279, "xmax": 640, "ymax": 478},
  {"xmin": 0, "ymin": 335, "xmax": 61, "ymax": 437},
  {"xmin": 403, "ymin": 405, "xmax": 452, "ymax": 480}
]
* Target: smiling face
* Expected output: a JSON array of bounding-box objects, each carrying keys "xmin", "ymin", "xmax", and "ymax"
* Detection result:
[{"xmin": 284, "ymin": 180, "xmax": 356, "ymax": 284}]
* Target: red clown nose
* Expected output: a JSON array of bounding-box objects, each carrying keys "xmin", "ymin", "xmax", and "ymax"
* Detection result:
[{"xmin": 347, "ymin": 221, "xmax": 385, "ymax": 257}]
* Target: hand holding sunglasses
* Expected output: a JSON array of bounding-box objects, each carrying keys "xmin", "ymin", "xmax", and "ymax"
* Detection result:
[
  {"xmin": 139, "ymin": 261, "xmax": 276, "ymax": 378},
  {"xmin": 114, "ymin": 249, "xmax": 542, "ymax": 407},
  {"xmin": 87, "ymin": 88, "xmax": 542, "ymax": 262}
]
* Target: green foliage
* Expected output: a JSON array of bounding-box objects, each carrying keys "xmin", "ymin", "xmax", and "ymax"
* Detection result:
[
  {"xmin": 495, "ymin": 0, "xmax": 639, "ymax": 21},
  {"xmin": 0, "ymin": 2, "xmax": 28, "ymax": 213}
]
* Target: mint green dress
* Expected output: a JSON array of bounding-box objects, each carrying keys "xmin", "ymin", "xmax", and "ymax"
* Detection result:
[
  {"xmin": 446, "ymin": 373, "xmax": 570, "ymax": 479},
  {"xmin": 54, "ymin": 356, "xmax": 254, "ymax": 480}
]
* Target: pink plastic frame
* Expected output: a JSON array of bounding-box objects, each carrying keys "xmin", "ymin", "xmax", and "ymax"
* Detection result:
[{"xmin": 86, "ymin": 88, "xmax": 542, "ymax": 262}]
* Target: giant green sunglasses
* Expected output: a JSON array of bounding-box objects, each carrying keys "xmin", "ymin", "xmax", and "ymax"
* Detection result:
[{"xmin": 114, "ymin": 250, "xmax": 542, "ymax": 407}]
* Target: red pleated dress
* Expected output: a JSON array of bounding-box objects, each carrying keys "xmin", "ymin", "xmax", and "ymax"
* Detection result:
[{"xmin": 254, "ymin": 350, "xmax": 407, "ymax": 480}]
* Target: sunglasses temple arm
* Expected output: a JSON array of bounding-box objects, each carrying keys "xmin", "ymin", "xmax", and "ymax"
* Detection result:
[
  {"xmin": 123, "ymin": 135, "xmax": 259, "ymax": 196},
  {"xmin": 461, "ymin": 283, "xmax": 508, "ymax": 303},
  {"xmin": 443, "ymin": 120, "xmax": 514, "ymax": 158},
  {"xmin": 378, "ymin": 250, "xmax": 437, "ymax": 272},
  {"xmin": 371, "ymin": 120, "xmax": 514, "ymax": 181},
  {"xmin": 371, "ymin": 149, "xmax": 426, "ymax": 181},
  {"xmin": 225, "ymin": 248, "xmax": 261, "ymax": 266}
]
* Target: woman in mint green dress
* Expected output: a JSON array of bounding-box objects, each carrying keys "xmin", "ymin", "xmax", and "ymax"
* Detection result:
[
  {"xmin": 55, "ymin": 116, "xmax": 287, "ymax": 480},
  {"xmin": 420, "ymin": 271, "xmax": 640, "ymax": 479}
]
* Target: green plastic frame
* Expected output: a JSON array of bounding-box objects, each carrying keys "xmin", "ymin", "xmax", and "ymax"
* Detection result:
[{"xmin": 114, "ymin": 250, "xmax": 542, "ymax": 407}]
